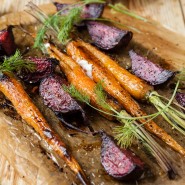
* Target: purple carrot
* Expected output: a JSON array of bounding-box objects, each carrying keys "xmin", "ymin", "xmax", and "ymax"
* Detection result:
[
  {"xmin": 100, "ymin": 131, "xmax": 144, "ymax": 181},
  {"xmin": 0, "ymin": 26, "xmax": 16, "ymax": 57},
  {"xmin": 54, "ymin": 2, "xmax": 104, "ymax": 19},
  {"xmin": 129, "ymin": 50, "xmax": 174, "ymax": 85},
  {"xmin": 18, "ymin": 57, "xmax": 56, "ymax": 83},
  {"xmin": 86, "ymin": 21, "xmax": 133, "ymax": 50}
]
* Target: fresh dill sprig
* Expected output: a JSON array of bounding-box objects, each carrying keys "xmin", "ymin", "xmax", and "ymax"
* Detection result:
[
  {"xmin": 63, "ymin": 83, "xmax": 175, "ymax": 174},
  {"xmin": 58, "ymin": 7, "xmax": 82, "ymax": 44},
  {"xmin": 0, "ymin": 50, "xmax": 36, "ymax": 75},
  {"xmin": 108, "ymin": 3, "xmax": 148, "ymax": 22},
  {"xmin": 94, "ymin": 81, "xmax": 111, "ymax": 110},
  {"xmin": 62, "ymin": 84, "xmax": 90, "ymax": 104}
]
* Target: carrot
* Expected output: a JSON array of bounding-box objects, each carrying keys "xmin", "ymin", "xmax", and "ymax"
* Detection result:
[
  {"xmin": 76, "ymin": 40, "xmax": 185, "ymax": 142},
  {"xmin": 66, "ymin": 41, "xmax": 185, "ymax": 156},
  {"xmin": 47, "ymin": 43, "xmax": 122, "ymax": 120},
  {"xmin": 76, "ymin": 40, "xmax": 153, "ymax": 100},
  {"xmin": 0, "ymin": 72, "xmax": 89, "ymax": 185}
]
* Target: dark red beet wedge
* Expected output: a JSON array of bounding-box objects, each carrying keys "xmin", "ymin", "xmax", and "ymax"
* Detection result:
[
  {"xmin": 129, "ymin": 50, "xmax": 174, "ymax": 85},
  {"xmin": 176, "ymin": 92, "xmax": 185, "ymax": 111},
  {"xmin": 0, "ymin": 26, "xmax": 16, "ymax": 57},
  {"xmin": 86, "ymin": 21, "xmax": 133, "ymax": 50},
  {"xmin": 54, "ymin": 2, "xmax": 104, "ymax": 19},
  {"xmin": 39, "ymin": 75, "xmax": 87, "ymax": 130},
  {"xmin": 19, "ymin": 58, "xmax": 56, "ymax": 83},
  {"xmin": 100, "ymin": 132, "xmax": 144, "ymax": 181}
]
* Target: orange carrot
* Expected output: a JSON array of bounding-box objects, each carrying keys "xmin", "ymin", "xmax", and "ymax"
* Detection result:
[
  {"xmin": 47, "ymin": 43, "xmax": 121, "ymax": 120},
  {"xmin": 66, "ymin": 41, "xmax": 185, "ymax": 156},
  {"xmin": 0, "ymin": 73, "xmax": 89, "ymax": 185},
  {"xmin": 46, "ymin": 42, "xmax": 185, "ymax": 156},
  {"xmin": 76, "ymin": 39, "xmax": 153, "ymax": 100}
]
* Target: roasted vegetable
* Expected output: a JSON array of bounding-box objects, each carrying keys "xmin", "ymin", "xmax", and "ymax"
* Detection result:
[
  {"xmin": 66, "ymin": 40, "xmax": 185, "ymax": 156},
  {"xmin": 54, "ymin": 2, "xmax": 104, "ymax": 20},
  {"xmin": 86, "ymin": 21, "xmax": 133, "ymax": 50},
  {"xmin": 76, "ymin": 40, "xmax": 185, "ymax": 142},
  {"xmin": 39, "ymin": 74, "xmax": 87, "ymax": 131},
  {"xmin": 18, "ymin": 57, "xmax": 56, "ymax": 83},
  {"xmin": 45, "ymin": 43, "xmax": 122, "ymax": 120},
  {"xmin": 100, "ymin": 131, "xmax": 144, "ymax": 181},
  {"xmin": 0, "ymin": 26, "xmax": 16, "ymax": 57},
  {"xmin": 129, "ymin": 50, "xmax": 174, "ymax": 85},
  {"xmin": 0, "ymin": 72, "xmax": 89, "ymax": 185}
]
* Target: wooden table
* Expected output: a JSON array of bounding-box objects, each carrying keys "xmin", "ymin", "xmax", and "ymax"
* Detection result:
[{"xmin": 0, "ymin": 0, "xmax": 185, "ymax": 184}]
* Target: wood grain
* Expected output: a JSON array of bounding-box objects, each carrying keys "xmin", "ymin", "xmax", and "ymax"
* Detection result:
[{"xmin": 128, "ymin": 0, "xmax": 185, "ymax": 36}]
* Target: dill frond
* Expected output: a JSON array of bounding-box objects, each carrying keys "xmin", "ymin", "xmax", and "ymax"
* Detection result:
[
  {"xmin": 33, "ymin": 27, "xmax": 47, "ymax": 49},
  {"xmin": 0, "ymin": 50, "xmax": 36, "ymax": 75},
  {"xmin": 58, "ymin": 7, "xmax": 82, "ymax": 44},
  {"xmin": 114, "ymin": 122, "xmax": 136, "ymax": 148},
  {"xmin": 62, "ymin": 84, "xmax": 90, "ymax": 104},
  {"xmin": 94, "ymin": 81, "xmax": 111, "ymax": 110}
]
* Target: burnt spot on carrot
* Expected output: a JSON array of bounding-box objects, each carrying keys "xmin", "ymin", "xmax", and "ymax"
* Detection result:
[
  {"xmin": 86, "ymin": 21, "xmax": 133, "ymax": 50},
  {"xmin": 100, "ymin": 131, "xmax": 144, "ymax": 181},
  {"xmin": 129, "ymin": 50, "xmax": 174, "ymax": 85}
]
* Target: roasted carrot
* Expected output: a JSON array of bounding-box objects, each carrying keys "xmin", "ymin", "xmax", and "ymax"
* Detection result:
[
  {"xmin": 66, "ymin": 41, "xmax": 185, "ymax": 156},
  {"xmin": 76, "ymin": 40, "xmax": 153, "ymax": 100},
  {"xmin": 46, "ymin": 43, "xmax": 122, "ymax": 120},
  {"xmin": 0, "ymin": 72, "xmax": 89, "ymax": 185}
]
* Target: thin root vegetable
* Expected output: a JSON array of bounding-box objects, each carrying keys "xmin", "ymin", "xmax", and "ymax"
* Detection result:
[
  {"xmin": 46, "ymin": 43, "xmax": 122, "ymax": 120},
  {"xmin": 76, "ymin": 40, "xmax": 185, "ymax": 140},
  {"xmin": 66, "ymin": 40, "xmax": 185, "ymax": 156},
  {"xmin": 0, "ymin": 72, "xmax": 89, "ymax": 185},
  {"xmin": 45, "ymin": 43, "xmax": 178, "ymax": 176}
]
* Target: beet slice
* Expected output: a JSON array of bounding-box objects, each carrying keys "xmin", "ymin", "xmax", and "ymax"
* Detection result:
[
  {"xmin": 129, "ymin": 50, "xmax": 174, "ymax": 85},
  {"xmin": 176, "ymin": 92, "xmax": 185, "ymax": 111},
  {"xmin": 18, "ymin": 57, "xmax": 56, "ymax": 83},
  {"xmin": 0, "ymin": 26, "xmax": 16, "ymax": 57},
  {"xmin": 100, "ymin": 132, "xmax": 144, "ymax": 181},
  {"xmin": 54, "ymin": 2, "xmax": 104, "ymax": 19},
  {"xmin": 86, "ymin": 21, "xmax": 133, "ymax": 50},
  {"xmin": 39, "ymin": 75, "xmax": 87, "ymax": 129}
]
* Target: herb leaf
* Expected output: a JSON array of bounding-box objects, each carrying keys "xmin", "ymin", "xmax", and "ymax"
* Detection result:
[
  {"xmin": 62, "ymin": 84, "xmax": 90, "ymax": 104},
  {"xmin": 58, "ymin": 7, "xmax": 82, "ymax": 44},
  {"xmin": 0, "ymin": 50, "xmax": 36, "ymax": 75}
]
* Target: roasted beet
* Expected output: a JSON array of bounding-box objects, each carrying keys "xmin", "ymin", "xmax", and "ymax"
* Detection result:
[
  {"xmin": 86, "ymin": 21, "xmax": 133, "ymax": 50},
  {"xmin": 176, "ymin": 92, "xmax": 185, "ymax": 111},
  {"xmin": 54, "ymin": 2, "xmax": 104, "ymax": 19},
  {"xmin": 0, "ymin": 26, "xmax": 16, "ymax": 57},
  {"xmin": 129, "ymin": 50, "xmax": 174, "ymax": 85},
  {"xmin": 19, "ymin": 58, "xmax": 56, "ymax": 83},
  {"xmin": 39, "ymin": 75, "xmax": 87, "ymax": 129},
  {"xmin": 100, "ymin": 132, "xmax": 144, "ymax": 181}
]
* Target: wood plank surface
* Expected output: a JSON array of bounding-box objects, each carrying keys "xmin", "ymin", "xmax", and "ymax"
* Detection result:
[
  {"xmin": 128, "ymin": 0, "xmax": 185, "ymax": 36},
  {"xmin": 0, "ymin": 1, "xmax": 185, "ymax": 185}
]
